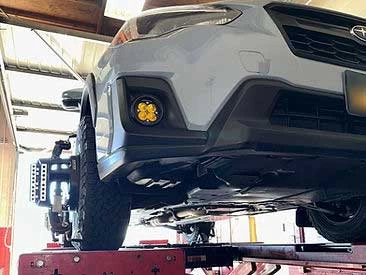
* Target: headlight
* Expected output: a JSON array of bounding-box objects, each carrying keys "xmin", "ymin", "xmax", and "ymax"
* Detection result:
[
  {"xmin": 111, "ymin": 5, "xmax": 242, "ymax": 47},
  {"xmin": 131, "ymin": 96, "xmax": 163, "ymax": 126}
]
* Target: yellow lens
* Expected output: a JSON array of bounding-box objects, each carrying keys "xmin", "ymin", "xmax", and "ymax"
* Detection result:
[
  {"xmin": 147, "ymin": 112, "xmax": 157, "ymax": 122},
  {"xmin": 137, "ymin": 102, "xmax": 147, "ymax": 112},
  {"xmin": 134, "ymin": 98, "xmax": 162, "ymax": 124},
  {"xmin": 147, "ymin": 103, "xmax": 157, "ymax": 113},
  {"xmin": 138, "ymin": 111, "xmax": 147, "ymax": 121}
]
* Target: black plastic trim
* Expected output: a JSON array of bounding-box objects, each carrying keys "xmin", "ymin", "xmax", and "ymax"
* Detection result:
[
  {"xmin": 265, "ymin": 3, "xmax": 366, "ymax": 71},
  {"xmin": 99, "ymin": 76, "xmax": 208, "ymax": 180},
  {"xmin": 270, "ymin": 90, "xmax": 366, "ymax": 136},
  {"xmin": 210, "ymin": 79, "xmax": 366, "ymax": 157},
  {"xmin": 113, "ymin": 77, "xmax": 207, "ymax": 147},
  {"xmin": 81, "ymin": 73, "xmax": 97, "ymax": 126},
  {"xmin": 123, "ymin": 77, "xmax": 187, "ymax": 130},
  {"xmin": 99, "ymin": 77, "xmax": 366, "ymax": 181}
]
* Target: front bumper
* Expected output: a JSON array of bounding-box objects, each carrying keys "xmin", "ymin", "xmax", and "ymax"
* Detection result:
[
  {"xmin": 99, "ymin": 3, "xmax": 365, "ymax": 133},
  {"xmin": 98, "ymin": 78, "xmax": 366, "ymax": 181},
  {"xmin": 95, "ymin": 3, "xmax": 366, "ymax": 181}
]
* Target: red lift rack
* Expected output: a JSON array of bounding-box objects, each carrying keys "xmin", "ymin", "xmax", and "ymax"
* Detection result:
[{"xmin": 18, "ymin": 243, "xmax": 366, "ymax": 275}]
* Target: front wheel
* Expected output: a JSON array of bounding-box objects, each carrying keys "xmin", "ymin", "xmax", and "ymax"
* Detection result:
[
  {"xmin": 72, "ymin": 116, "xmax": 131, "ymax": 251},
  {"xmin": 308, "ymin": 198, "xmax": 366, "ymax": 243}
]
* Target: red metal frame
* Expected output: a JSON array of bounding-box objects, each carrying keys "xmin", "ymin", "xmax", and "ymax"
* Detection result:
[
  {"xmin": 0, "ymin": 227, "xmax": 11, "ymax": 275},
  {"xmin": 18, "ymin": 249, "xmax": 185, "ymax": 275},
  {"xmin": 18, "ymin": 243, "xmax": 366, "ymax": 275},
  {"xmin": 239, "ymin": 244, "xmax": 366, "ymax": 271},
  {"xmin": 236, "ymin": 244, "xmax": 366, "ymax": 275},
  {"xmin": 139, "ymin": 240, "xmax": 169, "ymax": 246}
]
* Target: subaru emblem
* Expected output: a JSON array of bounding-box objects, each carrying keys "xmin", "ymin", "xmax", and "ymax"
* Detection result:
[{"xmin": 351, "ymin": 25, "xmax": 366, "ymax": 42}]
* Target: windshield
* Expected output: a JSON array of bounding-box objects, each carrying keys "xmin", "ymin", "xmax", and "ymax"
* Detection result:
[{"xmin": 283, "ymin": 0, "xmax": 365, "ymax": 18}]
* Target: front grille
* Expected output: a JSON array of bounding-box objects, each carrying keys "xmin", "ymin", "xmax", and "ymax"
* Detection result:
[
  {"xmin": 270, "ymin": 92, "xmax": 366, "ymax": 136},
  {"xmin": 265, "ymin": 3, "xmax": 366, "ymax": 71},
  {"xmin": 284, "ymin": 26, "xmax": 366, "ymax": 69}
]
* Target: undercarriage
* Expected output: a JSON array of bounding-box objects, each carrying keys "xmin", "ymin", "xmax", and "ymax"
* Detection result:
[{"xmin": 31, "ymin": 137, "xmax": 366, "ymax": 246}]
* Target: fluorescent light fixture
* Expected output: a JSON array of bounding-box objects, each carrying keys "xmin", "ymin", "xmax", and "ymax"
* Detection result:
[{"xmin": 105, "ymin": 0, "xmax": 145, "ymax": 21}]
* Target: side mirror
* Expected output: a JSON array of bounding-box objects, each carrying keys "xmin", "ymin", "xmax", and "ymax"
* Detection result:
[{"xmin": 62, "ymin": 88, "xmax": 83, "ymax": 111}]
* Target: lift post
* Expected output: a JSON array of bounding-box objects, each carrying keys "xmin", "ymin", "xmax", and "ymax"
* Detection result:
[{"xmin": 18, "ymin": 243, "xmax": 366, "ymax": 275}]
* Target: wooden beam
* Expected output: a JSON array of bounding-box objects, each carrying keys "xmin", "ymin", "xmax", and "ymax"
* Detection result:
[
  {"xmin": 0, "ymin": 11, "xmax": 113, "ymax": 42},
  {"xmin": 0, "ymin": 0, "xmax": 123, "ymax": 41},
  {"xmin": 97, "ymin": 0, "xmax": 108, "ymax": 33},
  {"xmin": 0, "ymin": 0, "xmax": 100, "ymax": 27},
  {"xmin": 1, "ymin": 7, "xmax": 95, "ymax": 32}
]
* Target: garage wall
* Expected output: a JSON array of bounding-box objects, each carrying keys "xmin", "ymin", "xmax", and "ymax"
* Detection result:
[
  {"xmin": 0, "ymin": 74, "xmax": 17, "ymax": 275},
  {"xmin": 0, "ymin": 139, "xmax": 16, "ymax": 227}
]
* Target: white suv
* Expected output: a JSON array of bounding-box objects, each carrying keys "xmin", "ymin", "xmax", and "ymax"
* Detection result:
[{"xmin": 32, "ymin": 1, "xmax": 366, "ymax": 250}]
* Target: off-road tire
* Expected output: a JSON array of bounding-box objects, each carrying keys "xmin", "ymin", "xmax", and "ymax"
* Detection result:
[
  {"xmin": 72, "ymin": 116, "xmax": 131, "ymax": 251},
  {"xmin": 308, "ymin": 198, "xmax": 366, "ymax": 243}
]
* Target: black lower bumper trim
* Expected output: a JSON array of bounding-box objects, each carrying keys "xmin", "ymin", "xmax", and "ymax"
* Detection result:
[{"xmin": 99, "ymin": 78, "xmax": 366, "ymax": 181}]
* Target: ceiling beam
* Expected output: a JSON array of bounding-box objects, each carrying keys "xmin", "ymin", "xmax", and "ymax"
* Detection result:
[
  {"xmin": 0, "ymin": 0, "xmax": 124, "ymax": 42},
  {"xmin": 0, "ymin": 0, "xmax": 100, "ymax": 27},
  {"xmin": 97, "ymin": 0, "xmax": 108, "ymax": 33},
  {"xmin": 0, "ymin": 11, "xmax": 113, "ymax": 42},
  {"xmin": 16, "ymin": 126, "xmax": 74, "ymax": 136},
  {"xmin": 12, "ymin": 108, "xmax": 28, "ymax": 116},
  {"xmin": 12, "ymin": 98, "xmax": 79, "ymax": 113},
  {"xmin": 5, "ymin": 63, "xmax": 79, "ymax": 80},
  {"xmin": 19, "ymin": 144, "xmax": 48, "ymax": 152},
  {"xmin": 19, "ymin": 144, "xmax": 72, "ymax": 153},
  {"xmin": 33, "ymin": 29, "xmax": 85, "ymax": 83}
]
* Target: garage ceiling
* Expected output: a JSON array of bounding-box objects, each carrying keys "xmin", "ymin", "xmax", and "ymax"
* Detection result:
[
  {"xmin": 0, "ymin": 26, "xmax": 108, "ymax": 78},
  {"xmin": 0, "ymin": 0, "xmax": 122, "ymax": 40},
  {"xmin": 0, "ymin": 0, "xmax": 364, "ymax": 153},
  {"xmin": 0, "ymin": 25, "xmax": 108, "ymax": 151}
]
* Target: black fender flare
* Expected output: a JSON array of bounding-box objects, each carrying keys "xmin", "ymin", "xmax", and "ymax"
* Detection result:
[{"xmin": 80, "ymin": 73, "xmax": 97, "ymax": 127}]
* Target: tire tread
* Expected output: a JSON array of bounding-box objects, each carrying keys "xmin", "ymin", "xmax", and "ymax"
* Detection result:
[{"xmin": 73, "ymin": 116, "xmax": 130, "ymax": 251}]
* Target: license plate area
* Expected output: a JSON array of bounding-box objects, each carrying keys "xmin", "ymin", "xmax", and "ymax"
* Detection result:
[{"xmin": 345, "ymin": 70, "xmax": 366, "ymax": 117}]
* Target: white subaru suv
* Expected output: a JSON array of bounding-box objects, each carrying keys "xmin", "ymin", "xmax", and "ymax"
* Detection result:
[{"xmin": 31, "ymin": 0, "xmax": 366, "ymax": 250}]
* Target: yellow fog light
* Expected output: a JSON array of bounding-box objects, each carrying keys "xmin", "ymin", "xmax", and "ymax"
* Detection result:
[{"xmin": 132, "ymin": 96, "xmax": 163, "ymax": 125}]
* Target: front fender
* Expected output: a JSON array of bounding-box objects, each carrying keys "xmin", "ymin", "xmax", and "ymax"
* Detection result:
[{"xmin": 81, "ymin": 73, "xmax": 97, "ymax": 127}]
